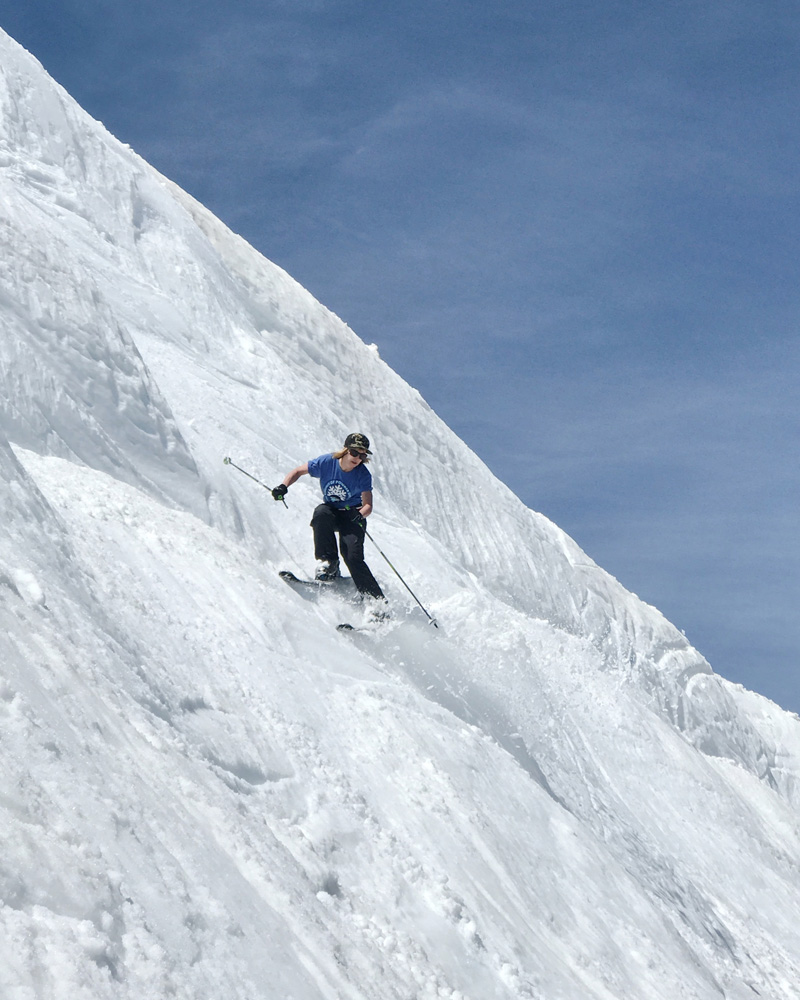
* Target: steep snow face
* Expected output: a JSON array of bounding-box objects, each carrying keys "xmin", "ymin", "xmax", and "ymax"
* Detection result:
[
  {"xmin": 2, "ymin": 26, "xmax": 800, "ymax": 1000},
  {"xmin": 0, "ymin": 40, "xmax": 202, "ymax": 514}
]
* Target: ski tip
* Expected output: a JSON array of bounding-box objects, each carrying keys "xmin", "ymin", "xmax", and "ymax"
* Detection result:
[{"xmin": 280, "ymin": 569, "xmax": 352, "ymax": 589}]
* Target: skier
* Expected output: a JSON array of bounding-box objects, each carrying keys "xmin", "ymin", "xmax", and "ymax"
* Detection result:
[{"xmin": 271, "ymin": 433, "xmax": 387, "ymax": 606}]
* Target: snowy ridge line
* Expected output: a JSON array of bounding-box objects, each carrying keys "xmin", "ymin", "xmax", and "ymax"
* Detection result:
[{"xmin": 2, "ymin": 24, "xmax": 800, "ymax": 1000}]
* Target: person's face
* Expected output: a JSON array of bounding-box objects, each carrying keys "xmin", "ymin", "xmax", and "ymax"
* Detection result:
[{"xmin": 340, "ymin": 448, "xmax": 368, "ymax": 471}]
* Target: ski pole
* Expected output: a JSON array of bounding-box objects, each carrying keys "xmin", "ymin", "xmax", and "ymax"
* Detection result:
[
  {"xmin": 224, "ymin": 457, "xmax": 308, "ymax": 577},
  {"xmin": 364, "ymin": 528, "xmax": 438, "ymax": 628},
  {"xmin": 223, "ymin": 457, "xmax": 288, "ymax": 507}
]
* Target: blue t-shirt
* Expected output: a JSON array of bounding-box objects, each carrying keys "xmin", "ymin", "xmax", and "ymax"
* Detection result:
[{"xmin": 307, "ymin": 453, "xmax": 373, "ymax": 509}]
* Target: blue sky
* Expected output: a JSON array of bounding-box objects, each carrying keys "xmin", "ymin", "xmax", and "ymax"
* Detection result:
[{"xmin": 5, "ymin": 1, "xmax": 798, "ymax": 711}]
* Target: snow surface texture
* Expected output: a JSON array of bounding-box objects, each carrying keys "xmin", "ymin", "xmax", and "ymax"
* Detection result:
[{"xmin": 1, "ymin": 27, "xmax": 799, "ymax": 1000}]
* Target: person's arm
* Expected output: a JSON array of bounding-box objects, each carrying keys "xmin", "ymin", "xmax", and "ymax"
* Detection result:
[
  {"xmin": 271, "ymin": 462, "xmax": 308, "ymax": 500},
  {"xmin": 282, "ymin": 463, "xmax": 309, "ymax": 488},
  {"xmin": 359, "ymin": 490, "xmax": 373, "ymax": 518}
]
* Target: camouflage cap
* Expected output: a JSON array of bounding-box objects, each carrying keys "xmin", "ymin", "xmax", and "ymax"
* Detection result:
[{"xmin": 344, "ymin": 432, "xmax": 371, "ymax": 454}]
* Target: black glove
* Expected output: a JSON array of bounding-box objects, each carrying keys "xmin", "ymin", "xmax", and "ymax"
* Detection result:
[
  {"xmin": 350, "ymin": 509, "xmax": 366, "ymax": 530},
  {"xmin": 271, "ymin": 484, "xmax": 288, "ymax": 501}
]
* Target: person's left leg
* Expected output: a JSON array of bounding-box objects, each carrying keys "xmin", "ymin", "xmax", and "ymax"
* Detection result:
[{"xmin": 336, "ymin": 515, "xmax": 385, "ymax": 599}]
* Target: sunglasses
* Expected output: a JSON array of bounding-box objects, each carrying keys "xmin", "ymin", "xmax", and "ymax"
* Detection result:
[{"xmin": 348, "ymin": 449, "xmax": 368, "ymax": 459}]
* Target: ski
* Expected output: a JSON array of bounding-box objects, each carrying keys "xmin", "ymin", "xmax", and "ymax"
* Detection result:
[
  {"xmin": 337, "ymin": 621, "xmax": 383, "ymax": 634},
  {"xmin": 280, "ymin": 569, "xmax": 359, "ymax": 589},
  {"xmin": 280, "ymin": 570, "xmax": 360, "ymax": 612},
  {"xmin": 337, "ymin": 610, "xmax": 392, "ymax": 633},
  {"xmin": 279, "ymin": 570, "xmax": 334, "ymax": 589}
]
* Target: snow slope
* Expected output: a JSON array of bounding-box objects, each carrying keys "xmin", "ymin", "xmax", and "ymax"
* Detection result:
[{"xmin": 1, "ymin": 26, "xmax": 800, "ymax": 1000}]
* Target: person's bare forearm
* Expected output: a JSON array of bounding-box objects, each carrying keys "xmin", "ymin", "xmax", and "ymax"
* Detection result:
[{"xmin": 283, "ymin": 463, "xmax": 309, "ymax": 487}]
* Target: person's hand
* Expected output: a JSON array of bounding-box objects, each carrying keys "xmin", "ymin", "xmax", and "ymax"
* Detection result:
[
  {"xmin": 350, "ymin": 510, "xmax": 366, "ymax": 529},
  {"xmin": 271, "ymin": 484, "xmax": 288, "ymax": 501}
]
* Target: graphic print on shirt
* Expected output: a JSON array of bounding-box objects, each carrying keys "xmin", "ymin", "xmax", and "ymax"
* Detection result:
[{"xmin": 324, "ymin": 480, "xmax": 349, "ymax": 505}]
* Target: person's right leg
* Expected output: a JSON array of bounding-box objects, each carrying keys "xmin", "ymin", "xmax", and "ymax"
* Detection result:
[{"xmin": 310, "ymin": 504, "xmax": 340, "ymax": 579}]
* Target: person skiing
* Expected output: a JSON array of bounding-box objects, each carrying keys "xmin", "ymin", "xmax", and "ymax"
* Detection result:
[{"xmin": 271, "ymin": 433, "xmax": 386, "ymax": 604}]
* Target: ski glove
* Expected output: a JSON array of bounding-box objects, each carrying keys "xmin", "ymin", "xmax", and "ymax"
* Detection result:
[
  {"xmin": 350, "ymin": 510, "xmax": 366, "ymax": 530},
  {"xmin": 271, "ymin": 484, "xmax": 288, "ymax": 501}
]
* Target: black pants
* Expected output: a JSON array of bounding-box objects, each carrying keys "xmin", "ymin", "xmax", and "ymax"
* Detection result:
[{"xmin": 311, "ymin": 504, "xmax": 385, "ymax": 599}]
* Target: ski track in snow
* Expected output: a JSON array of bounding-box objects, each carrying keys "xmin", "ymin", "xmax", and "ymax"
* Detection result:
[{"xmin": 1, "ymin": 26, "xmax": 800, "ymax": 1000}]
